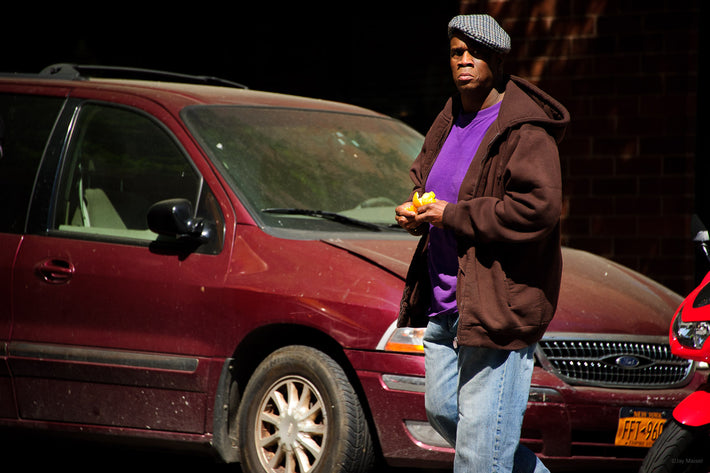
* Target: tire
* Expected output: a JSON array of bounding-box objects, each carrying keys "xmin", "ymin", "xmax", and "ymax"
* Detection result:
[
  {"xmin": 236, "ymin": 345, "xmax": 375, "ymax": 473},
  {"xmin": 640, "ymin": 418, "xmax": 710, "ymax": 473}
]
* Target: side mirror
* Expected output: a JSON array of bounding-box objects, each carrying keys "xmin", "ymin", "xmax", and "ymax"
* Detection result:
[
  {"xmin": 692, "ymin": 214, "xmax": 710, "ymax": 264},
  {"xmin": 147, "ymin": 198, "xmax": 215, "ymax": 244},
  {"xmin": 692, "ymin": 214, "xmax": 709, "ymax": 243}
]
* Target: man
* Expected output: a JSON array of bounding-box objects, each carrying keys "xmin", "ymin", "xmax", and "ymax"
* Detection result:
[{"xmin": 395, "ymin": 14, "xmax": 570, "ymax": 472}]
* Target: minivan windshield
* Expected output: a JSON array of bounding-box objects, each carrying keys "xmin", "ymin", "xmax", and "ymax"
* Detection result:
[{"xmin": 183, "ymin": 106, "xmax": 422, "ymax": 234}]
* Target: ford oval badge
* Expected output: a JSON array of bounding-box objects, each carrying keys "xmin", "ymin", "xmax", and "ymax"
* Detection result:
[{"xmin": 616, "ymin": 355, "xmax": 641, "ymax": 368}]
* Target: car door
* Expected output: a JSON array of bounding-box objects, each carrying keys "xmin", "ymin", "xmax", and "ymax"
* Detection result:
[
  {"xmin": 10, "ymin": 99, "xmax": 234, "ymax": 432},
  {"xmin": 0, "ymin": 90, "xmax": 68, "ymax": 419}
]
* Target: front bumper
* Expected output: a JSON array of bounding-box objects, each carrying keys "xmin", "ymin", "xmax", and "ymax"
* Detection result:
[
  {"xmin": 346, "ymin": 349, "xmax": 707, "ymax": 470},
  {"xmin": 347, "ymin": 350, "xmax": 451, "ymax": 468}
]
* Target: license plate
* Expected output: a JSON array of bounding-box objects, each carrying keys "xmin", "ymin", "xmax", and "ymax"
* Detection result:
[{"xmin": 614, "ymin": 407, "xmax": 669, "ymax": 448}]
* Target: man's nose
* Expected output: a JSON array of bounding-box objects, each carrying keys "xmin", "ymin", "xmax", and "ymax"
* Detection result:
[{"xmin": 458, "ymin": 52, "xmax": 475, "ymax": 66}]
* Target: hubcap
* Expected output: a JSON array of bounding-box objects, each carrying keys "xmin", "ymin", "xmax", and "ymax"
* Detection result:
[{"xmin": 255, "ymin": 375, "xmax": 327, "ymax": 473}]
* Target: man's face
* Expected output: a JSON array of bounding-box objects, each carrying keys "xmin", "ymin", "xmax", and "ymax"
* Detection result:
[{"xmin": 449, "ymin": 34, "xmax": 500, "ymax": 95}]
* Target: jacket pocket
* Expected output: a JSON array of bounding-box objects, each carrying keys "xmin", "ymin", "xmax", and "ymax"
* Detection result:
[
  {"xmin": 462, "ymin": 245, "xmax": 546, "ymax": 334},
  {"xmin": 504, "ymin": 276, "xmax": 545, "ymax": 328}
]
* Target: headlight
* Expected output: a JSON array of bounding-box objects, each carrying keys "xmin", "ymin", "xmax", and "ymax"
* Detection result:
[
  {"xmin": 382, "ymin": 327, "xmax": 425, "ymax": 354},
  {"xmin": 674, "ymin": 308, "xmax": 710, "ymax": 349}
]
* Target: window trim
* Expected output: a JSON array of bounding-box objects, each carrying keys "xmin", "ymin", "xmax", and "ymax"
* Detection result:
[{"xmin": 32, "ymin": 98, "xmax": 224, "ymax": 254}]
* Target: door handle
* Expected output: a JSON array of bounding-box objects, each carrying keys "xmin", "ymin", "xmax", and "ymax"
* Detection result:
[{"xmin": 36, "ymin": 258, "xmax": 75, "ymax": 284}]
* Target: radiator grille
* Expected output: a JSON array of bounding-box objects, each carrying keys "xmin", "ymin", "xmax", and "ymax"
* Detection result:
[{"xmin": 537, "ymin": 336, "xmax": 694, "ymax": 388}]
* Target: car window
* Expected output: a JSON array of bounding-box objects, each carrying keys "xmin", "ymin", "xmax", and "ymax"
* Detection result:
[
  {"xmin": 53, "ymin": 103, "xmax": 223, "ymax": 249},
  {"xmin": 183, "ymin": 106, "xmax": 422, "ymax": 234},
  {"xmin": 0, "ymin": 93, "xmax": 65, "ymax": 234}
]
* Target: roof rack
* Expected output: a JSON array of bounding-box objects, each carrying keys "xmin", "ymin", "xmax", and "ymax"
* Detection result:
[{"xmin": 39, "ymin": 63, "xmax": 248, "ymax": 89}]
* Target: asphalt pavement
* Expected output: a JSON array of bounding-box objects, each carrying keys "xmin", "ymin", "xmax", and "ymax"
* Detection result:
[
  {"xmin": 2, "ymin": 428, "xmax": 640, "ymax": 472},
  {"xmin": 1, "ymin": 428, "xmax": 449, "ymax": 472}
]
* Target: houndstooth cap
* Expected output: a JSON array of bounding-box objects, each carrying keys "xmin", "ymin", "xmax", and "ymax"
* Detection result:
[{"xmin": 448, "ymin": 14, "xmax": 511, "ymax": 55}]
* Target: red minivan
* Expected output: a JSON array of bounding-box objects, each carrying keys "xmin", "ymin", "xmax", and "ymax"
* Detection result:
[{"xmin": 0, "ymin": 65, "xmax": 703, "ymax": 472}]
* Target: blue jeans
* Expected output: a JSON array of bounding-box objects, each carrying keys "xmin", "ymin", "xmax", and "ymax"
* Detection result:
[{"xmin": 424, "ymin": 312, "xmax": 549, "ymax": 473}]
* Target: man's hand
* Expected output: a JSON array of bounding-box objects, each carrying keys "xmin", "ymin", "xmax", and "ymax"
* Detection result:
[
  {"xmin": 395, "ymin": 202, "xmax": 423, "ymax": 235},
  {"xmin": 415, "ymin": 200, "xmax": 448, "ymax": 228},
  {"xmin": 396, "ymin": 200, "xmax": 448, "ymax": 234}
]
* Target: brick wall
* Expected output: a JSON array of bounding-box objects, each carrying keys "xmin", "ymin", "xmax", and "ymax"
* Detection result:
[{"xmin": 458, "ymin": 0, "xmax": 699, "ymax": 294}]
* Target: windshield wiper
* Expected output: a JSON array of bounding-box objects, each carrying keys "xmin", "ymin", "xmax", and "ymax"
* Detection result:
[{"xmin": 262, "ymin": 208, "xmax": 386, "ymax": 232}]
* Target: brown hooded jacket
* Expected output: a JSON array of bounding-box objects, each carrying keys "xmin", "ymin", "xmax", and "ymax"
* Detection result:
[{"xmin": 398, "ymin": 75, "xmax": 570, "ymax": 350}]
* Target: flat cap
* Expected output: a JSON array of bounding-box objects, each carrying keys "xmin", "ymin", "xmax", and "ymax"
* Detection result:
[{"xmin": 448, "ymin": 14, "xmax": 511, "ymax": 55}]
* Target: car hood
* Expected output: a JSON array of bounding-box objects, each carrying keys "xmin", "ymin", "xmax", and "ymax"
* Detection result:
[
  {"xmin": 551, "ymin": 247, "xmax": 682, "ymax": 336},
  {"xmin": 324, "ymin": 237, "xmax": 417, "ymax": 278},
  {"xmin": 326, "ymin": 239, "xmax": 682, "ymax": 337}
]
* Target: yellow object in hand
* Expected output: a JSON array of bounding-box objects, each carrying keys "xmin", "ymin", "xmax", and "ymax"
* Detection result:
[{"xmin": 408, "ymin": 191, "xmax": 437, "ymax": 211}]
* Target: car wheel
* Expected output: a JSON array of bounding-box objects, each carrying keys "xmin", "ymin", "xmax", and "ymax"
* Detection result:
[{"xmin": 237, "ymin": 345, "xmax": 375, "ymax": 473}]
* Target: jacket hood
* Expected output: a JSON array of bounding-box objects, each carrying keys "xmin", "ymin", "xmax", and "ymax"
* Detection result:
[
  {"xmin": 448, "ymin": 75, "xmax": 570, "ymax": 145},
  {"xmin": 499, "ymin": 75, "xmax": 570, "ymax": 143}
]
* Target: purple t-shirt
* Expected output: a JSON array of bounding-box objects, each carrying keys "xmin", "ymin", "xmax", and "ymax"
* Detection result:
[{"xmin": 425, "ymin": 102, "xmax": 501, "ymax": 317}]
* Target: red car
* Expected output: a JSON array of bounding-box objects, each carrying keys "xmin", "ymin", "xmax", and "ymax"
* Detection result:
[{"xmin": 0, "ymin": 65, "xmax": 703, "ymax": 472}]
